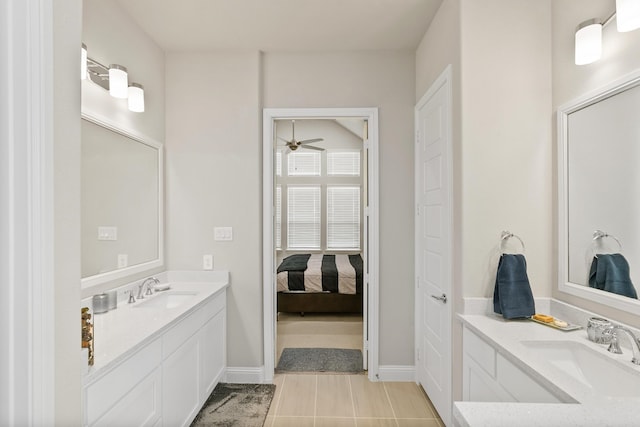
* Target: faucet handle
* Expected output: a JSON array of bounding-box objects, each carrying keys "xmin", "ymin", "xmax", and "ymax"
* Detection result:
[
  {"xmin": 607, "ymin": 335, "xmax": 623, "ymax": 354},
  {"xmin": 145, "ymin": 285, "xmax": 154, "ymax": 296},
  {"xmin": 128, "ymin": 290, "xmax": 136, "ymax": 304}
]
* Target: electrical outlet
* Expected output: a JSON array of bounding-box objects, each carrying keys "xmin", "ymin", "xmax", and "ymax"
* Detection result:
[
  {"xmin": 117, "ymin": 254, "xmax": 128, "ymax": 268},
  {"xmin": 203, "ymin": 254, "xmax": 213, "ymax": 270}
]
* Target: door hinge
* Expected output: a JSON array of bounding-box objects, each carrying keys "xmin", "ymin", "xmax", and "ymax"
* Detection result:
[
  {"xmin": 364, "ymin": 140, "xmax": 370, "ymax": 150},
  {"xmin": 416, "ymin": 130, "xmax": 420, "ymax": 144},
  {"xmin": 416, "ymin": 276, "xmax": 420, "ymax": 288},
  {"xmin": 416, "ymin": 204, "xmax": 420, "ymax": 216},
  {"xmin": 416, "ymin": 348, "xmax": 420, "ymax": 361},
  {"xmin": 364, "ymin": 340, "xmax": 369, "ymax": 351},
  {"xmin": 364, "ymin": 206, "xmax": 370, "ymax": 217}
]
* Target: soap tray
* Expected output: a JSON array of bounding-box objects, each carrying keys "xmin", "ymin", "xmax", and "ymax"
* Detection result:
[{"xmin": 530, "ymin": 317, "xmax": 582, "ymax": 331}]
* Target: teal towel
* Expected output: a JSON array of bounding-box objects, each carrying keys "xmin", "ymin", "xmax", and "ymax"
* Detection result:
[
  {"xmin": 589, "ymin": 254, "xmax": 637, "ymax": 299},
  {"xmin": 493, "ymin": 254, "xmax": 536, "ymax": 319}
]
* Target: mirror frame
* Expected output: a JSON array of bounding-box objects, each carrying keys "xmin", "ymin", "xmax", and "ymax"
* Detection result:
[
  {"xmin": 80, "ymin": 110, "xmax": 164, "ymax": 289},
  {"xmin": 557, "ymin": 69, "xmax": 640, "ymax": 315}
]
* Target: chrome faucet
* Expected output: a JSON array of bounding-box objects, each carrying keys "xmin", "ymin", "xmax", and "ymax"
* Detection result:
[
  {"xmin": 605, "ymin": 326, "xmax": 640, "ymax": 365},
  {"xmin": 137, "ymin": 277, "xmax": 159, "ymax": 300}
]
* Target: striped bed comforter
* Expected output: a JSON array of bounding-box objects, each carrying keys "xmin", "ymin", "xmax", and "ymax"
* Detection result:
[{"xmin": 277, "ymin": 254, "xmax": 363, "ymax": 295}]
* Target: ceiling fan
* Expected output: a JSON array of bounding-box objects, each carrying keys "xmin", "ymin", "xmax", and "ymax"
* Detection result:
[{"xmin": 278, "ymin": 120, "xmax": 324, "ymax": 152}]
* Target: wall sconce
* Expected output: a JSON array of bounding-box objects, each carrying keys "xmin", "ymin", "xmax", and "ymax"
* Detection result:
[
  {"xmin": 81, "ymin": 44, "xmax": 145, "ymax": 112},
  {"xmin": 575, "ymin": 1, "xmax": 640, "ymax": 65}
]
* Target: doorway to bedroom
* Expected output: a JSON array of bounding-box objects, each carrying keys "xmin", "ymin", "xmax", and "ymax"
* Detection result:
[{"xmin": 263, "ymin": 108, "xmax": 379, "ymax": 381}]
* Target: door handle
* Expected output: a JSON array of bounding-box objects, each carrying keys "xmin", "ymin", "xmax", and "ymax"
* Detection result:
[{"xmin": 431, "ymin": 293, "xmax": 447, "ymax": 304}]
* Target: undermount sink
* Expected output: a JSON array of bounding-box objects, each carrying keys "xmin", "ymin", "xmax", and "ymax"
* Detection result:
[
  {"xmin": 134, "ymin": 291, "xmax": 198, "ymax": 309},
  {"xmin": 521, "ymin": 340, "xmax": 640, "ymax": 398}
]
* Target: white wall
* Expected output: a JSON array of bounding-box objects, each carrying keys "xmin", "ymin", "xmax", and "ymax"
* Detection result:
[
  {"xmin": 54, "ymin": 0, "xmax": 83, "ymax": 424},
  {"xmin": 264, "ymin": 51, "xmax": 417, "ymax": 366},
  {"xmin": 165, "ymin": 51, "xmax": 263, "ymax": 368},
  {"xmin": 460, "ymin": 0, "xmax": 553, "ymax": 299},
  {"xmin": 552, "ymin": 0, "xmax": 640, "ymax": 328}
]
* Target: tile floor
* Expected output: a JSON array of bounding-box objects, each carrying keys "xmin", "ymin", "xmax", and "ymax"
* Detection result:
[
  {"xmin": 265, "ymin": 373, "xmax": 443, "ymax": 427},
  {"xmin": 272, "ymin": 313, "xmax": 444, "ymax": 426}
]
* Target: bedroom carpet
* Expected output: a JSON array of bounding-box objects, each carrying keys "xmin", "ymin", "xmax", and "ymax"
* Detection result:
[
  {"xmin": 276, "ymin": 348, "xmax": 363, "ymax": 373},
  {"xmin": 191, "ymin": 383, "xmax": 275, "ymax": 427}
]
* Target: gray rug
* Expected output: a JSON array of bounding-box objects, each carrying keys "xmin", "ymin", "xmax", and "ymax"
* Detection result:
[
  {"xmin": 276, "ymin": 348, "xmax": 363, "ymax": 373},
  {"xmin": 191, "ymin": 383, "xmax": 275, "ymax": 427}
]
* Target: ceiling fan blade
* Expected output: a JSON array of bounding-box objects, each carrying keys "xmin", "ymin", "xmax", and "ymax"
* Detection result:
[
  {"xmin": 298, "ymin": 138, "xmax": 324, "ymax": 145},
  {"xmin": 277, "ymin": 136, "xmax": 290, "ymax": 143},
  {"xmin": 301, "ymin": 145, "xmax": 324, "ymax": 151}
]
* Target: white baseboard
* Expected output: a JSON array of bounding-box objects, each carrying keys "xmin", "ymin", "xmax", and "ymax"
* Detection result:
[
  {"xmin": 377, "ymin": 365, "xmax": 415, "ymax": 382},
  {"xmin": 225, "ymin": 367, "xmax": 266, "ymax": 384}
]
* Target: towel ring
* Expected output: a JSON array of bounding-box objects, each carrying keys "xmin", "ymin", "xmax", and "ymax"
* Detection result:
[
  {"xmin": 592, "ymin": 230, "xmax": 622, "ymax": 257},
  {"xmin": 500, "ymin": 230, "xmax": 525, "ymax": 254}
]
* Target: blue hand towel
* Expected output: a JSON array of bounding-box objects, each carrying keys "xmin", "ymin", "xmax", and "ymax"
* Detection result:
[
  {"xmin": 493, "ymin": 254, "xmax": 536, "ymax": 319},
  {"xmin": 589, "ymin": 254, "xmax": 637, "ymax": 299}
]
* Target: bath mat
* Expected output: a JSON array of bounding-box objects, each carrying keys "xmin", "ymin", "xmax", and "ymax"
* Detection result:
[
  {"xmin": 276, "ymin": 348, "xmax": 363, "ymax": 373},
  {"xmin": 191, "ymin": 383, "xmax": 275, "ymax": 427}
]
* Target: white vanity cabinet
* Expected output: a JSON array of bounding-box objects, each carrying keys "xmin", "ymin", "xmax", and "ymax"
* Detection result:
[
  {"xmin": 83, "ymin": 288, "xmax": 227, "ymax": 427},
  {"xmin": 462, "ymin": 325, "xmax": 561, "ymax": 404}
]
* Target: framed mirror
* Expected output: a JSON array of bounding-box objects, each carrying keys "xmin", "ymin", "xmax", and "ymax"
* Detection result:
[
  {"xmin": 81, "ymin": 112, "xmax": 164, "ymax": 289},
  {"xmin": 558, "ymin": 70, "xmax": 640, "ymax": 314}
]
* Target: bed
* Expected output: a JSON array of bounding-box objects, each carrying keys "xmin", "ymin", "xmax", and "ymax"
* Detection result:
[{"xmin": 277, "ymin": 253, "xmax": 363, "ymax": 314}]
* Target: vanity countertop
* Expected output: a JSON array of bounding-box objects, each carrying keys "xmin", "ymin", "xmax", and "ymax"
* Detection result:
[
  {"xmin": 455, "ymin": 313, "xmax": 640, "ymax": 427},
  {"xmin": 83, "ymin": 270, "xmax": 229, "ymax": 383}
]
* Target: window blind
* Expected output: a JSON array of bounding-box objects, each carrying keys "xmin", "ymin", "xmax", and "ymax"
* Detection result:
[
  {"xmin": 288, "ymin": 151, "xmax": 321, "ymax": 176},
  {"xmin": 276, "ymin": 151, "xmax": 282, "ymax": 177},
  {"xmin": 327, "ymin": 151, "xmax": 360, "ymax": 176},
  {"xmin": 327, "ymin": 186, "xmax": 360, "ymax": 250},
  {"xmin": 287, "ymin": 186, "xmax": 321, "ymax": 249},
  {"xmin": 275, "ymin": 186, "xmax": 282, "ymax": 249}
]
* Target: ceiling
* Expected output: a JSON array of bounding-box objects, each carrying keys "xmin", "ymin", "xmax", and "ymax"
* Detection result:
[{"xmin": 116, "ymin": 0, "xmax": 443, "ymax": 52}]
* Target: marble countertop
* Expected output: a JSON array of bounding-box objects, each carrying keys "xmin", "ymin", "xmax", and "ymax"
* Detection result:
[
  {"xmin": 82, "ymin": 270, "xmax": 229, "ymax": 384},
  {"xmin": 455, "ymin": 312, "xmax": 640, "ymax": 427}
]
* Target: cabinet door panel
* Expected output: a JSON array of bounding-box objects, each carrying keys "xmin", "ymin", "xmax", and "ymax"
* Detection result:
[
  {"xmin": 200, "ymin": 309, "xmax": 226, "ymax": 398},
  {"xmin": 163, "ymin": 333, "xmax": 200, "ymax": 427},
  {"xmin": 463, "ymin": 354, "xmax": 514, "ymax": 403},
  {"xmin": 92, "ymin": 368, "xmax": 161, "ymax": 427}
]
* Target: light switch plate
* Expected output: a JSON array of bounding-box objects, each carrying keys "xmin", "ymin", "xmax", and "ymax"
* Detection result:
[
  {"xmin": 214, "ymin": 227, "xmax": 233, "ymax": 241},
  {"xmin": 203, "ymin": 254, "xmax": 213, "ymax": 270},
  {"xmin": 98, "ymin": 226, "xmax": 117, "ymax": 241}
]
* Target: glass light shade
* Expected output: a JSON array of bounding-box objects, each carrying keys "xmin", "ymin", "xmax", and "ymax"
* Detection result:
[
  {"xmin": 575, "ymin": 20, "xmax": 602, "ymax": 65},
  {"xmin": 617, "ymin": 0, "xmax": 640, "ymax": 32},
  {"xmin": 81, "ymin": 43, "xmax": 87, "ymax": 80},
  {"xmin": 108, "ymin": 64, "xmax": 128, "ymax": 98},
  {"xmin": 128, "ymin": 83, "xmax": 145, "ymax": 112}
]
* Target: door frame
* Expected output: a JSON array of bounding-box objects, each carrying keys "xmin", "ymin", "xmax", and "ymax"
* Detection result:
[
  {"xmin": 262, "ymin": 107, "xmax": 380, "ymax": 382},
  {"xmin": 414, "ymin": 65, "xmax": 453, "ymax": 424}
]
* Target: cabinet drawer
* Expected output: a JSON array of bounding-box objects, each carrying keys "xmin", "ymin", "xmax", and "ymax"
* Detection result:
[
  {"xmin": 496, "ymin": 354, "xmax": 562, "ymax": 403},
  {"xmin": 201, "ymin": 290, "xmax": 225, "ymax": 322},
  {"xmin": 85, "ymin": 338, "xmax": 161, "ymax": 425},
  {"xmin": 163, "ymin": 308, "xmax": 203, "ymax": 358},
  {"xmin": 463, "ymin": 326, "xmax": 496, "ymax": 377}
]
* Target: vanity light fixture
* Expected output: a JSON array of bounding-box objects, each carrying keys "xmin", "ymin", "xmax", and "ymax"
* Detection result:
[
  {"xmin": 81, "ymin": 44, "xmax": 145, "ymax": 112},
  {"xmin": 575, "ymin": 2, "xmax": 640, "ymax": 66},
  {"xmin": 616, "ymin": 0, "xmax": 640, "ymax": 32}
]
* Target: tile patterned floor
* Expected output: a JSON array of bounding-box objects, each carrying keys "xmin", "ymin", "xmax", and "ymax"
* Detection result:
[
  {"xmin": 265, "ymin": 374, "xmax": 444, "ymax": 427},
  {"xmin": 273, "ymin": 313, "xmax": 444, "ymax": 426}
]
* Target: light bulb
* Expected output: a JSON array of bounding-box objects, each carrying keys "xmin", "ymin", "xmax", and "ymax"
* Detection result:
[
  {"xmin": 81, "ymin": 43, "xmax": 87, "ymax": 80},
  {"xmin": 575, "ymin": 19, "xmax": 602, "ymax": 65},
  {"xmin": 108, "ymin": 64, "xmax": 128, "ymax": 98},
  {"xmin": 128, "ymin": 83, "xmax": 144, "ymax": 112}
]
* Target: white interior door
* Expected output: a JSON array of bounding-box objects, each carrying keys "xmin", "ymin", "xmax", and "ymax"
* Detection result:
[{"xmin": 415, "ymin": 67, "xmax": 452, "ymax": 426}]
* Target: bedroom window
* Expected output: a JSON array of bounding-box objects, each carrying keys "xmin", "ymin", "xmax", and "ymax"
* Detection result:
[
  {"xmin": 327, "ymin": 150, "xmax": 360, "ymax": 176},
  {"xmin": 287, "ymin": 186, "xmax": 321, "ymax": 249},
  {"xmin": 287, "ymin": 151, "xmax": 321, "ymax": 176},
  {"xmin": 327, "ymin": 186, "xmax": 360, "ymax": 250},
  {"xmin": 275, "ymin": 185, "xmax": 282, "ymax": 249}
]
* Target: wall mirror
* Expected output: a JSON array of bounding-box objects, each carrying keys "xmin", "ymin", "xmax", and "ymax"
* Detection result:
[
  {"xmin": 558, "ymin": 70, "xmax": 640, "ymax": 314},
  {"xmin": 81, "ymin": 112, "xmax": 164, "ymax": 289}
]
